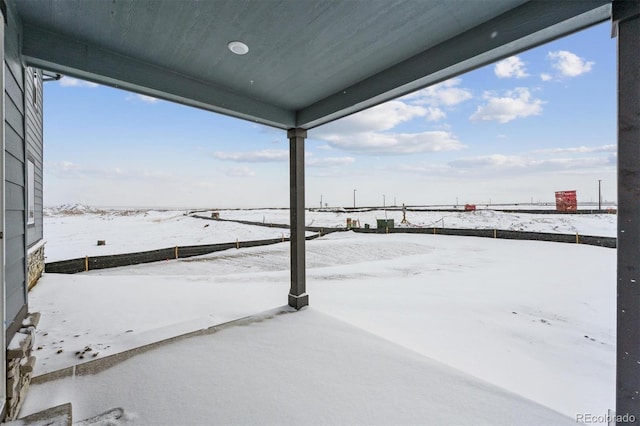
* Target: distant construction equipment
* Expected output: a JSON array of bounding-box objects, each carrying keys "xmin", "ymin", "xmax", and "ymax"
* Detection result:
[{"xmin": 555, "ymin": 190, "xmax": 577, "ymax": 212}]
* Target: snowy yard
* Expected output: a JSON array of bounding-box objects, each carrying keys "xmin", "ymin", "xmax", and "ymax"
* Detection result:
[
  {"xmin": 213, "ymin": 207, "xmax": 617, "ymax": 236},
  {"xmin": 21, "ymin": 209, "xmax": 616, "ymax": 424},
  {"xmin": 43, "ymin": 206, "xmax": 301, "ymax": 262},
  {"xmin": 43, "ymin": 204, "xmax": 616, "ymax": 262}
]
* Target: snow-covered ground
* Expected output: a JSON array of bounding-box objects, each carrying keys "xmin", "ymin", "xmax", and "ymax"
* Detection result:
[
  {"xmin": 44, "ymin": 205, "xmax": 616, "ymax": 262},
  {"xmin": 44, "ymin": 207, "xmax": 301, "ymax": 262},
  {"xmin": 213, "ymin": 208, "xmax": 616, "ymax": 236},
  {"xmin": 24, "ymin": 214, "xmax": 615, "ymax": 423}
]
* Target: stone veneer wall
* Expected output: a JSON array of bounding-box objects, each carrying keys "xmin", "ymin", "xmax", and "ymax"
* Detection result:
[
  {"xmin": 27, "ymin": 241, "xmax": 45, "ymax": 290},
  {"xmin": 6, "ymin": 312, "xmax": 39, "ymax": 421}
]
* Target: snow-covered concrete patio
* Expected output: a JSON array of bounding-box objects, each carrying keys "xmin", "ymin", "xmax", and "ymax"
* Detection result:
[{"xmin": 22, "ymin": 308, "xmax": 575, "ymax": 425}]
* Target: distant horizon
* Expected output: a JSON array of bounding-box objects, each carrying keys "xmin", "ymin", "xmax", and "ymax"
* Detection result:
[{"xmin": 43, "ymin": 199, "xmax": 618, "ymax": 212}]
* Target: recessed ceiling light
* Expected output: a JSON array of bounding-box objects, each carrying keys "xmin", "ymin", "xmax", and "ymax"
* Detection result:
[{"xmin": 228, "ymin": 41, "xmax": 249, "ymax": 55}]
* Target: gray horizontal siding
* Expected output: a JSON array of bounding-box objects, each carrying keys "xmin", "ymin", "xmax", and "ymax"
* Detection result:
[
  {"xmin": 5, "ymin": 286, "xmax": 24, "ymax": 325},
  {"xmin": 5, "ymin": 265, "xmax": 22, "ymax": 290},
  {"xmin": 25, "ymin": 125, "xmax": 43, "ymax": 158},
  {"xmin": 5, "ymin": 96, "xmax": 23, "ymax": 138},
  {"xmin": 5, "ymin": 125, "xmax": 24, "ymax": 161},
  {"xmin": 5, "ymin": 238, "xmax": 25, "ymax": 322},
  {"xmin": 4, "ymin": 211, "xmax": 24, "ymax": 240},
  {"xmin": 5, "ymin": 152, "xmax": 23, "ymax": 186},
  {"xmin": 4, "ymin": 3, "xmax": 22, "ymax": 91},
  {"xmin": 4, "ymin": 2, "xmax": 28, "ymax": 332},
  {"xmin": 5, "ymin": 63, "xmax": 21, "ymax": 110},
  {"xmin": 25, "ymin": 67, "xmax": 44, "ymax": 246},
  {"xmin": 5, "ymin": 181, "xmax": 24, "ymax": 210}
]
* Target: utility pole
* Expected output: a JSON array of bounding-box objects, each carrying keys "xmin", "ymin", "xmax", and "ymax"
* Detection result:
[
  {"xmin": 383, "ymin": 194, "xmax": 385, "ymax": 208},
  {"xmin": 353, "ymin": 189, "xmax": 357, "ymax": 208},
  {"xmin": 320, "ymin": 194, "xmax": 323, "ymax": 209},
  {"xmin": 598, "ymin": 179, "xmax": 602, "ymax": 210}
]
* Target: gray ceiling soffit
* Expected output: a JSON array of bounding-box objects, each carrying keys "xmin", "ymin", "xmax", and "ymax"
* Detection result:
[
  {"xmin": 18, "ymin": 0, "xmax": 611, "ymax": 131},
  {"xmin": 21, "ymin": 25, "xmax": 297, "ymax": 129},
  {"xmin": 297, "ymin": 1, "xmax": 612, "ymax": 129},
  {"xmin": 17, "ymin": 0, "xmax": 520, "ymax": 111}
]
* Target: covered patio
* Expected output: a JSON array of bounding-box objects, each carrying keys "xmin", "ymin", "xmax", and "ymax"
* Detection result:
[{"xmin": 11, "ymin": 0, "xmax": 638, "ymax": 422}]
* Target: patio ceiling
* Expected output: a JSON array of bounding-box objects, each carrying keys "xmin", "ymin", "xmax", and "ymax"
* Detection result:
[{"xmin": 15, "ymin": 0, "xmax": 610, "ymax": 129}]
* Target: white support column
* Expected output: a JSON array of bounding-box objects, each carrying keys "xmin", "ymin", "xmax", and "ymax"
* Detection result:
[
  {"xmin": 287, "ymin": 128, "xmax": 308, "ymax": 310},
  {"xmin": 613, "ymin": 1, "xmax": 640, "ymax": 423}
]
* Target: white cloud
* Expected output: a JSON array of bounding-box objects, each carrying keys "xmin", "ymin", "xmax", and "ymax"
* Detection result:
[
  {"xmin": 46, "ymin": 161, "xmax": 172, "ymax": 181},
  {"xmin": 540, "ymin": 73, "xmax": 552, "ymax": 82},
  {"xmin": 320, "ymin": 130, "xmax": 465, "ymax": 155},
  {"xmin": 532, "ymin": 144, "xmax": 616, "ymax": 155},
  {"xmin": 313, "ymin": 101, "xmax": 429, "ymax": 136},
  {"xmin": 212, "ymin": 149, "xmax": 288, "ymax": 163},
  {"xmin": 310, "ymin": 99, "xmax": 461, "ymax": 155},
  {"xmin": 225, "ymin": 166, "xmax": 256, "ymax": 177},
  {"xmin": 396, "ymin": 151, "xmax": 615, "ymax": 179},
  {"xmin": 494, "ymin": 56, "xmax": 529, "ymax": 79},
  {"xmin": 547, "ymin": 50, "xmax": 594, "ymax": 77},
  {"xmin": 449, "ymin": 154, "xmax": 527, "ymax": 169},
  {"xmin": 448, "ymin": 154, "xmax": 614, "ymax": 174},
  {"xmin": 402, "ymin": 78, "xmax": 473, "ymax": 107},
  {"xmin": 136, "ymin": 94, "xmax": 160, "ymax": 104},
  {"xmin": 303, "ymin": 80, "xmax": 474, "ymax": 157},
  {"xmin": 307, "ymin": 156, "xmax": 355, "ymax": 167},
  {"xmin": 47, "ymin": 161, "xmax": 109, "ymax": 179},
  {"xmin": 395, "ymin": 163, "xmax": 452, "ymax": 176},
  {"xmin": 425, "ymin": 107, "xmax": 446, "ymax": 122},
  {"xmin": 538, "ymin": 156, "xmax": 614, "ymax": 169},
  {"xmin": 470, "ymin": 88, "xmax": 544, "ymax": 123},
  {"xmin": 126, "ymin": 94, "xmax": 161, "ymax": 104},
  {"xmin": 48, "ymin": 161, "xmax": 81, "ymax": 175},
  {"xmin": 59, "ymin": 77, "xmax": 99, "ymax": 88}
]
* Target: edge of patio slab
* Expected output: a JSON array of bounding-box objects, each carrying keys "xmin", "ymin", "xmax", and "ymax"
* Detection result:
[
  {"xmin": 31, "ymin": 305, "xmax": 296, "ymax": 385},
  {"xmin": 3, "ymin": 402, "xmax": 71, "ymax": 425}
]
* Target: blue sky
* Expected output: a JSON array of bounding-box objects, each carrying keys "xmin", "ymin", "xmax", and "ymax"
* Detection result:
[{"xmin": 44, "ymin": 22, "xmax": 616, "ymax": 209}]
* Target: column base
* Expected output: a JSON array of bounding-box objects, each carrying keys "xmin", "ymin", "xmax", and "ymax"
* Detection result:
[{"xmin": 288, "ymin": 293, "xmax": 309, "ymax": 310}]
